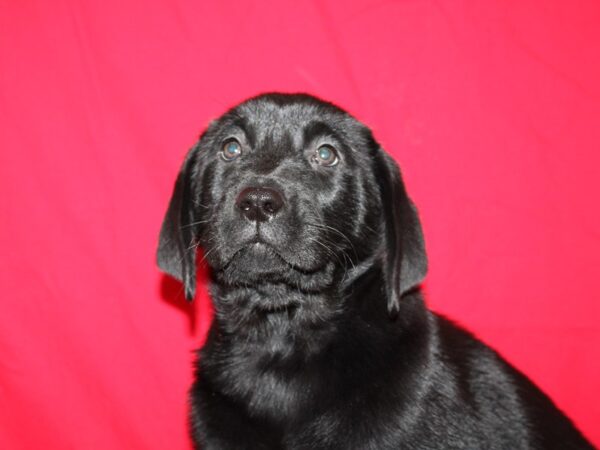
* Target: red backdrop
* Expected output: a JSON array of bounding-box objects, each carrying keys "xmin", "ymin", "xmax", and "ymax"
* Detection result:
[{"xmin": 1, "ymin": 0, "xmax": 599, "ymax": 448}]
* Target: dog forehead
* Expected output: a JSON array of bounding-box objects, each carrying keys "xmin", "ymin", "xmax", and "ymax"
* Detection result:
[
  {"xmin": 238, "ymin": 99, "xmax": 332, "ymax": 139},
  {"xmin": 237, "ymin": 93, "xmax": 345, "ymax": 119},
  {"xmin": 228, "ymin": 94, "xmax": 366, "ymax": 150}
]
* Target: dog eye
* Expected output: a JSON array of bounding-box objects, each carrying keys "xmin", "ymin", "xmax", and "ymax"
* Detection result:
[
  {"xmin": 220, "ymin": 139, "xmax": 242, "ymax": 161},
  {"xmin": 313, "ymin": 145, "xmax": 339, "ymax": 167}
]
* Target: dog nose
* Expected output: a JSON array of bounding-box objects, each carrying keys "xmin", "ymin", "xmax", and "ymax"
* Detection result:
[{"xmin": 236, "ymin": 187, "xmax": 284, "ymax": 222}]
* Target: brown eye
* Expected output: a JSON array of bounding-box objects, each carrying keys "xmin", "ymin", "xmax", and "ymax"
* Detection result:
[
  {"xmin": 313, "ymin": 144, "xmax": 339, "ymax": 167},
  {"xmin": 221, "ymin": 139, "xmax": 242, "ymax": 161}
]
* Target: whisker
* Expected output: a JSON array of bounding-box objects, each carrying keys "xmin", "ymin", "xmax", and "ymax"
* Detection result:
[
  {"xmin": 180, "ymin": 218, "xmax": 213, "ymax": 229},
  {"xmin": 199, "ymin": 244, "xmax": 219, "ymax": 266},
  {"xmin": 305, "ymin": 221, "xmax": 358, "ymax": 272},
  {"xmin": 192, "ymin": 199, "xmax": 211, "ymax": 209},
  {"xmin": 306, "ymin": 236, "xmax": 349, "ymax": 277}
]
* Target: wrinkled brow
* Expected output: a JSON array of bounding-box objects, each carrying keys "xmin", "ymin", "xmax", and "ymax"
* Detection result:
[
  {"xmin": 221, "ymin": 115, "xmax": 256, "ymax": 148},
  {"xmin": 302, "ymin": 121, "xmax": 339, "ymax": 144}
]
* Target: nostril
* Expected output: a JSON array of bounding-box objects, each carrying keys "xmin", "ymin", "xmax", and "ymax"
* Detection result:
[
  {"xmin": 239, "ymin": 199, "xmax": 252, "ymax": 211},
  {"xmin": 259, "ymin": 189, "xmax": 283, "ymax": 215},
  {"xmin": 263, "ymin": 201, "xmax": 274, "ymax": 213}
]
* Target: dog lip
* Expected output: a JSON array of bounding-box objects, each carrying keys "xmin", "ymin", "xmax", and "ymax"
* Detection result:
[
  {"xmin": 247, "ymin": 241, "xmax": 326, "ymax": 274},
  {"xmin": 218, "ymin": 237, "xmax": 328, "ymax": 276},
  {"xmin": 245, "ymin": 240, "xmax": 280, "ymax": 257},
  {"xmin": 220, "ymin": 240, "xmax": 285, "ymax": 269}
]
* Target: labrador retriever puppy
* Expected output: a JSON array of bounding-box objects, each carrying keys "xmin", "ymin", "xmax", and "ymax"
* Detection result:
[{"xmin": 157, "ymin": 93, "xmax": 593, "ymax": 449}]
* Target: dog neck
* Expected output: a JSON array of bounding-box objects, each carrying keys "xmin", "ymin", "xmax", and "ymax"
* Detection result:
[
  {"xmin": 208, "ymin": 281, "xmax": 342, "ymax": 356},
  {"xmin": 197, "ymin": 265, "xmax": 431, "ymax": 425},
  {"xmin": 204, "ymin": 261, "xmax": 425, "ymax": 363}
]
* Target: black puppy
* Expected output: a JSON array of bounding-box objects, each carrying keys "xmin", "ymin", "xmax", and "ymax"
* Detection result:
[{"xmin": 157, "ymin": 94, "xmax": 593, "ymax": 449}]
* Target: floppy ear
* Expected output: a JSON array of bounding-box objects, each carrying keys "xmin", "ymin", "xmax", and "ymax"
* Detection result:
[
  {"xmin": 157, "ymin": 144, "xmax": 201, "ymax": 301},
  {"xmin": 374, "ymin": 150, "xmax": 428, "ymax": 317}
]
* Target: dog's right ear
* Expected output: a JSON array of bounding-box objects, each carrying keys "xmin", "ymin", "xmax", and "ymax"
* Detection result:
[{"xmin": 157, "ymin": 144, "xmax": 201, "ymax": 301}]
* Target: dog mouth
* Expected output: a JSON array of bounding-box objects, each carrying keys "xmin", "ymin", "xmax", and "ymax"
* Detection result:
[
  {"xmin": 223, "ymin": 240, "xmax": 324, "ymax": 275},
  {"xmin": 228, "ymin": 241, "xmax": 287, "ymax": 269},
  {"xmin": 212, "ymin": 237, "xmax": 335, "ymax": 292}
]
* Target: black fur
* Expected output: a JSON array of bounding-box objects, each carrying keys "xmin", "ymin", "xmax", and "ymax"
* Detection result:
[{"xmin": 158, "ymin": 93, "xmax": 593, "ymax": 449}]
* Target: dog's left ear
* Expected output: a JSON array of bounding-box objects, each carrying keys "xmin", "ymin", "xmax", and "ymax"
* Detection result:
[
  {"xmin": 157, "ymin": 144, "xmax": 201, "ymax": 301},
  {"xmin": 374, "ymin": 149, "xmax": 428, "ymax": 318}
]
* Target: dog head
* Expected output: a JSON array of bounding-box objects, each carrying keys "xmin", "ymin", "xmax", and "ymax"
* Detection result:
[{"xmin": 157, "ymin": 93, "xmax": 427, "ymax": 317}]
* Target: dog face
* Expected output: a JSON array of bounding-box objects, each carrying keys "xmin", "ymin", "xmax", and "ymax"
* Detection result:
[
  {"xmin": 157, "ymin": 93, "xmax": 427, "ymax": 317},
  {"xmin": 157, "ymin": 94, "xmax": 594, "ymax": 450}
]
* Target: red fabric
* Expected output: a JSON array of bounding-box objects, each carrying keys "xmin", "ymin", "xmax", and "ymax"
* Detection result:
[{"xmin": 1, "ymin": 1, "xmax": 599, "ymax": 448}]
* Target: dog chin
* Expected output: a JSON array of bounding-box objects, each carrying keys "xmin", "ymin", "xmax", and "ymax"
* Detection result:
[
  {"xmin": 240, "ymin": 242, "xmax": 286, "ymax": 268},
  {"xmin": 214, "ymin": 240, "xmax": 334, "ymax": 291},
  {"xmin": 220, "ymin": 242, "xmax": 289, "ymax": 281}
]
